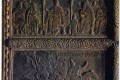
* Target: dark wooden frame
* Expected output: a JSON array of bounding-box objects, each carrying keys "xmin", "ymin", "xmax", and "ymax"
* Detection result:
[{"xmin": 2, "ymin": 0, "xmax": 119, "ymax": 80}]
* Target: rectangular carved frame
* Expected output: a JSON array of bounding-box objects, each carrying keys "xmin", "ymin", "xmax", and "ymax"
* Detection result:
[{"xmin": 2, "ymin": 0, "xmax": 119, "ymax": 80}]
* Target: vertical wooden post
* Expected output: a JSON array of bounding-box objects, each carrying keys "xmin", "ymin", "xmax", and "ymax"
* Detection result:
[{"xmin": 114, "ymin": 0, "xmax": 119, "ymax": 79}]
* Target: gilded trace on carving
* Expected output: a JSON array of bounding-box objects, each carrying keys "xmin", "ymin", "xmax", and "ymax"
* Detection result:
[{"xmin": 12, "ymin": 0, "xmax": 107, "ymax": 36}]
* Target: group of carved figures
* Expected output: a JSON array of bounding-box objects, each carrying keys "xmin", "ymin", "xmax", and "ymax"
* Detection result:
[
  {"xmin": 16, "ymin": 51, "xmax": 99, "ymax": 80},
  {"xmin": 13, "ymin": 0, "xmax": 106, "ymax": 35}
]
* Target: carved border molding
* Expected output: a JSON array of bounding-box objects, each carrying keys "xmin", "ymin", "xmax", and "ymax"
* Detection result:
[
  {"xmin": 9, "ymin": 38, "xmax": 115, "ymax": 50},
  {"xmin": 2, "ymin": 0, "xmax": 119, "ymax": 80},
  {"xmin": 3, "ymin": 0, "xmax": 11, "ymax": 80},
  {"xmin": 114, "ymin": 0, "xmax": 119, "ymax": 80}
]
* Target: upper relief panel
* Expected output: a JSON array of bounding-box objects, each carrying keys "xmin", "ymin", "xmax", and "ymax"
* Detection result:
[{"xmin": 12, "ymin": 0, "xmax": 107, "ymax": 37}]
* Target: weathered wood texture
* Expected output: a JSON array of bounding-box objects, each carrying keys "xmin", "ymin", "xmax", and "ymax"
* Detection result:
[{"xmin": 2, "ymin": 0, "xmax": 118, "ymax": 80}]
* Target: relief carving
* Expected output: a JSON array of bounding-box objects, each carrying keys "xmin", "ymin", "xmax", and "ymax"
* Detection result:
[
  {"xmin": 13, "ymin": 51, "xmax": 102, "ymax": 80},
  {"xmin": 9, "ymin": 38, "xmax": 113, "ymax": 50},
  {"xmin": 3, "ymin": 0, "xmax": 117, "ymax": 80},
  {"xmin": 44, "ymin": 0, "xmax": 66, "ymax": 35},
  {"xmin": 13, "ymin": 0, "xmax": 42, "ymax": 35},
  {"xmin": 12, "ymin": 0, "xmax": 107, "ymax": 36}
]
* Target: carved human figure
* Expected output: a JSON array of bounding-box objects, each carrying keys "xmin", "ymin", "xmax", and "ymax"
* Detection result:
[
  {"xmin": 44, "ymin": 10, "xmax": 54, "ymax": 34},
  {"xmin": 31, "ymin": 5, "xmax": 42, "ymax": 35},
  {"xmin": 47, "ymin": 54, "xmax": 58, "ymax": 80},
  {"xmin": 71, "ymin": 14, "xmax": 79, "ymax": 35},
  {"xmin": 95, "ymin": 8, "xmax": 106, "ymax": 34},
  {"xmin": 36, "ymin": 53, "xmax": 50, "ymax": 80},
  {"xmin": 25, "ymin": 0, "xmax": 41, "ymax": 35},
  {"xmin": 54, "ymin": 59, "xmax": 68, "ymax": 80},
  {"xmin": 83, "ymin": 0, "xmax": 97, "ymax": 35},
  {"xmin": 12, "ymin": 0, "xmax": 26, "ymax": 34},
  {"xmin": 63, "ymin": 9, "xmax": 70, "ymax": 34},
  {"xmin": 45, "ymin": 0, "xmax": 65, "ymax": 35},
  {"xmin": 80, "ymin": 10, "xmax": 91, "ymax": 34},
  {"xmin": 68, "ymin": 59, "xmax": 79, "ymax": 80}
]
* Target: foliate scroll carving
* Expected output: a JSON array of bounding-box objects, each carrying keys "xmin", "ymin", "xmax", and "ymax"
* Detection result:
[
  {"xmin": 12, "ymin": 0, "xmax": 107, "ymax": 36},
  {"xmin": 9, "ymin": 38, "xmax": 113, "ymax": 50},
  {"xmin": 13, "ymin": 51, "xmax": 104, "ymax": 80}
]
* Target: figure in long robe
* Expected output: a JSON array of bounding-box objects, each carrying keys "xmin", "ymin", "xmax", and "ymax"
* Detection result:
[
  {"xmin": 12, "ymin": 0, "xmax": 26, "ymax": 34},
  {"xmin": 45, "ymin": 0, "xmax": 65, "ymax": 35},
  {"xmin": 95, "ymin": 8, "xmax": 106, "ymax": 34}
]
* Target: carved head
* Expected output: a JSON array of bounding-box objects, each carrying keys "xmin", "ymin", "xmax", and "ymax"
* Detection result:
[
  {"xmin": 54, "ymin": 0, "xmax": 60, "ymax": 6},
  {"xmin": 80, "ymin": 11, "xmax": 86, "ymax": 18},
  {"xmin": 72, "ymin": 14, "xmax": 78, "ymax": 20},
  {"xmin": 91, "ymin": 0, "xmax": 97, "ymax": 6},
  {"xmin": 97, "ymin": 8, "xmax": 104, "ymax": 16},
  {"xmin": 22, "ymin": 0, "xmax": 29, "ymax": 8},
  {"xmin": 17, "ymin": 1, "xmax": 24, "ymax": 9}
]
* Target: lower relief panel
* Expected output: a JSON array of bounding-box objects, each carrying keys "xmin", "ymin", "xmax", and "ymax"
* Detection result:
[{"xmin": 13, "ymin": 50, "xmax": 105, "ymax": 80}]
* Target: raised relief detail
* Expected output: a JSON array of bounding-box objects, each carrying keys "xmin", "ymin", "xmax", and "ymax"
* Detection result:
[
  {"xmin": 12, "ymin": 0, "xmax": 107, "ymax": 36},
  {"xmin": 11, "ymin": 0, "xmax": 108, "ymax": 80},
  {"xmin": 13, "ymin": 0, "xmax": 42, "ymax": 35},
  {"xmin": 3, "ymin": 0, "xmax": 116, "ymax": 80},
  {"xmin": 9, "ymin": 38, "xmax": 113, "ymax": 50},
  {"xmin": 13, "ymin": 51, "xmax": 103, "ymax": 80}
]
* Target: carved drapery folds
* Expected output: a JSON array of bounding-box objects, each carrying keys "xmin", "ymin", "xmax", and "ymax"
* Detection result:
[
  {"xmin": 12, "ymin": 0, "xmax": 107, "ymax": 36},
  {"xmin": 3, "ymin": 0, "xmax": 118, "ymax": 80}
]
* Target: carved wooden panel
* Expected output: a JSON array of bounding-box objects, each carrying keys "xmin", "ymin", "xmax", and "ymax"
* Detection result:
[
  {"xmin": 13, "ymin": 51, "xmax": 105, "ymax": 80},
  {"xmin": 2, "ymin": 0, "xmax": 118, "ymax": 80},
  {"xmin": 12, "ymin": 0, "xmax": 107, "ymax": 37}
]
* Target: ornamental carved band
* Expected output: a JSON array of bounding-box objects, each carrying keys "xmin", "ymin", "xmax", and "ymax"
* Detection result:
[
  {"xmin": 3, "ymin": 0, "xmax": 118, "ymax": 80},
  {"xmin": 9, "ymin": 38, "xmax": 113, "ymax": 50}
]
